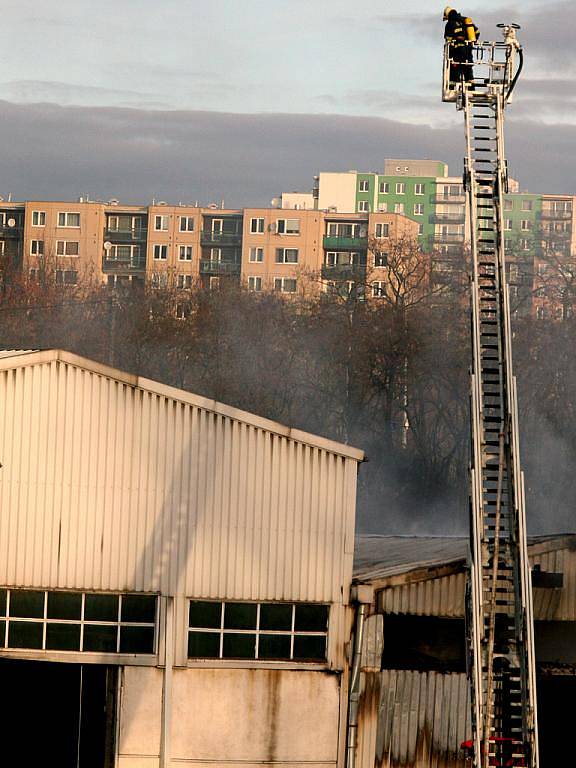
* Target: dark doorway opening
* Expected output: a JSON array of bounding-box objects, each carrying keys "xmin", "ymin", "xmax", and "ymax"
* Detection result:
[
  {"xmin": 0, "ymin": 658, "xmax": 117, "ymax": 767},
  {"xmin": 537, "ymin": 672, "xmax": 576, "ymax": 767}
]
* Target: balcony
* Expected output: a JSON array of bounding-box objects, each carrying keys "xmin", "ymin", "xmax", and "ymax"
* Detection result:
[
  {"xmin": 104, "ymin": 227, "xmax": 147, "ymax": 242},
  {"xmin": 200, "ymin": 231, "xmax": 242, "ymax": 246},
  {"xmin": 323, "ymin": 236, "xmax": 367, "ymax": 250},
  {"xmin": 432, "ymin": 194, "xmax": 466, "ymax": 204},
  {"xmin": 102, "ymin": 256, "xmax": 146, "ymax": 273},
  {"xmin": 540, "ymin": 210, "xmax": 572, "ymax": 220},
  {"xmin": 321, "ymin": 263, "xmax": 367, "ymax": 281},
  {"xmin": 199, "ymin": 259, "xmax": 241, "ymax": 276},
  {"xmin": 428, "ymin": 233, "xmax": 465, "ymax": 244},
  {"xmin": 431, "ymin": 212, "xmax": 465, "ymax": 224}
]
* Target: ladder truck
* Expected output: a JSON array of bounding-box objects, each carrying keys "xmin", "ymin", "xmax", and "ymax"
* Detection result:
[{"xmin": 442, "ymin": 25, "xmax": 539, "ymax": 768}]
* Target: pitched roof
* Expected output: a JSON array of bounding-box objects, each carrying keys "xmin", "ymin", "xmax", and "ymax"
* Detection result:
[{"xmin": 0, "ymin": 349, "xmax": 364, "ymax": 461}]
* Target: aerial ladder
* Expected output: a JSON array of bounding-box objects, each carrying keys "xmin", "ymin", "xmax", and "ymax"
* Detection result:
[{"xmin": 442, "ymin": 25, "xmax": 538, "ymax": 768}]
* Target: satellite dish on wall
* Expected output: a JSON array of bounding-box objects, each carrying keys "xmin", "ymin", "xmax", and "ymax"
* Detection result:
[
  {"xmin": 104, "ymin": 241, "xmax": 112, "ymax": 251},
  {"xmin": 7, "ymin": 218, "xmax": 16, "ymax": 227}
]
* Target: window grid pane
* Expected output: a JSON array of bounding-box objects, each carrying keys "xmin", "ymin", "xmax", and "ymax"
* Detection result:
[
  {"xmin": 0, "ymin": 589, "xmax": 157, "ymax": 654},
  {"xmin": 188, "ymin": 601, "xmax": 327, "ymax": 662}
]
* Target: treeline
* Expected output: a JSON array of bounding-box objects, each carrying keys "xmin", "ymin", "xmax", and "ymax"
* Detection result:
[{"xmin": 0, "ymin": 274, "xmax": 574, "ymax": 534}]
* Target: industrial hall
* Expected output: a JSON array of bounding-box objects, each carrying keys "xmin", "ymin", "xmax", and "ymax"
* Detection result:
[{"xmin": 0, "ymin": 349, "xmax": 364, "ymax": 768}]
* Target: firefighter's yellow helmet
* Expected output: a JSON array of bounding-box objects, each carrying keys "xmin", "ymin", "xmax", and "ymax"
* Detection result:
[{"xmin": 443, "ymin": 6, "xmax": 453, "ymax": 20}]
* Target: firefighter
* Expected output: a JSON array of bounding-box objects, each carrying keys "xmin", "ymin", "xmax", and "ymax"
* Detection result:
[{"xmin": 443, "ymin": 7, "xmax": 479, "ymax": 85}]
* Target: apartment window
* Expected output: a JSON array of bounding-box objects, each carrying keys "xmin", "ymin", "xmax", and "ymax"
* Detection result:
[
  {"xmin": 179, "ymin": 245, "xmax": 193, "ymax": 261},
  {"xmin": 504, "ymin": 199, "xmax": 513, "ymax": 211},
  {"xmin": 327, "ymin": 222, "xmax": 361, "ymax": 239},
  {"xmin": 504, "ymin": 219, "xmax": 513, "ymax": 231},
  {"xmin": 32, "ymin": 211, "xmax": 46, "ymax": 227},
  {"xmin": 30, "ymin": 240, "xmax": 44, "ymax": 256},
  {"xmin": 29, "ymin": 268, "xmax": 38, "ymax": 282},
  {"xmin": 395, "ymin": 183, "xmax": 406, "ymax": 194},
  {"xmin": 358, "ymin": 201, "xmax": 370, "ymax": 212},
  {"xmin": 248, "ymin": 276, "xmax": 262, "ymax": 292},
  {"xmin": 154, "ymin": 215, "xmax": 168, "ymax": 231},
  {"xmin": 520, "ymin": 238, "xmax": 531, "ymax": 251},
  {"xmin": 55, "ymin": 270, "xmax": 78, "ymax": 285},
  {"xmin": 275, "ymin": 248, "xmax": 298, "ymax": 264},
  {"xmin": 375, "ymin": 223, "xmax": 389, "ymax": 238},
  {"xmin": 377, "ymin": 203, "xmax": 388, "ymax": 213},
  {"xmin": 0, "ymin": 589, "xmax": 156, "ymax": 654},
  {"xmin": 209, "ymin": 276, "xmax": 220, "ymax": 290},
  {"xmin": 379, "ymin": 182, "xmax": 390, "ymax": 194},
  {"xmin": 415, "ymin": 183, "xmax": 425, "ymax": 195},
  {"xmin": 521, "ymin": 200, "xmax": 533, "ymax": 211},
  {"xmin": 176, "ymin": 303, "xmax": 190, "ymax": 320},
  {"xmin": 374, "ymin": 252, "xmax": 388, "ymax": 267},
  {"xmin": 418, "ymin": 224, "xmax": 424, "ymax": 235},
  {"xmin": 179, "ymin": 216, "xmax": 195, "ymax": 232},
  {"xmin": 372, "ymin": 281, "xmax": 386, "ymax": 297},
  {"xmin": 249, "ymin": 247, "xmax": 264, "ymax": 263},
  {"xmin": 274, "ymin": 278, "xmax": 297, "ymax": 293},
  {"xmin": 57, "ymin": 212, "xmax": 80, "ymax": 228},
  {"xmin": 359, "ymin": 180, "xmax": 369, "ymax": 192},
  {"xmin": 210, "ymin": 248, "xmax": 222, "ymax": 262},
  {"xmin": 414, "ymin": 204, "xmax": 424, "ymax": 216},
  {"xmin": 250, "ymin": 217, "xmax": 265, "ymax": 234},
  {"xmin": 188, "ymin": 600, "xmax": 328, "ymax": 661},
  {"xmin": 177, "ymin": 274, "xmax": 193, "ymax": 289},
  {"xmin": 521, "ymin": 219, "xmax": 532, "ymax": 231},
  {"xmin": 276, "ymin": 218, "xmax": 300, "ymax": 235},
  {"xmin": 151, "ymin": 272, "xmax": 168, "ymax": 289},
  {"xmin": 153, "ymin": 244, "xmax": 168, "ymax": 260},
  {"xmin": 394, "ymin": 203, "xmax": 405, "ymax": 214},
  {"xmin": 56, "ymin": 241, "xmax": 79, "ymax": 257}
]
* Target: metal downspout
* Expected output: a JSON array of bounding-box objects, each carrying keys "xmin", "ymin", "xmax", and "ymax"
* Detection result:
[{"xmin": 346, "ymin": 603, "xmax": 367, "ymax": 768}]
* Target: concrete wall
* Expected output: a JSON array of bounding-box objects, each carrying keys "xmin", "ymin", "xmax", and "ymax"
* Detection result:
[{"xmin": 118, "ymin": 667, "xmax": 342, "ymax": 768}]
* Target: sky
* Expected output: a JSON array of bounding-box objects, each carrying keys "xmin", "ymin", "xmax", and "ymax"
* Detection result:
[{"xmin": 0, "ymin": 0, "xmax": 572, "ymax": 205}]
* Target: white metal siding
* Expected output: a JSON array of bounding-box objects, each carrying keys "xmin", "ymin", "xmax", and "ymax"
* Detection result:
[{"xmin": 0, "ymin": 357, "xmax": 359, "ymax": 607}]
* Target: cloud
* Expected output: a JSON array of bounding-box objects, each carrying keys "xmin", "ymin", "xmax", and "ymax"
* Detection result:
[
  {"xmin": 0, "ymin": 80, "xmax": 168, "ymax": 109},
  {"xmin": 0, "ymin": 100, "xmax": 573, "ymax": 207}
]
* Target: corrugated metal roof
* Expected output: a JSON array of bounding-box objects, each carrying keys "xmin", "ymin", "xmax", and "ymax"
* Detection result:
[
  {"xmin": 354, "ymin": 536, "xmax": 468, "ymax": 582},
  {"xmin": 354, "ymin": 534, "xmax": 576, "ymax": 583}
]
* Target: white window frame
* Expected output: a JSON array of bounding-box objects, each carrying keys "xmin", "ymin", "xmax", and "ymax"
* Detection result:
[
  {"xmin": 358, "ymin": 201, "xmax": 370, "ymax": 212},
  {"xmin": 179, "ymin": 216, "xmax": 195, "ymax": 233},
  {"xmin": 275, "ymin": 248, "xmax": 299, "ymax": 264},
  {"xmin": 57, "ymin": 212, "xmax": 80, "ymax": 228},
  {"xmin": 504, "ymin": 219, "xmax": 512, "ymax": 231},
  {"xmin": 521, "ymin": 200, "xmax": 533, "ymax": 212},
  {"xmin": 32, "ymin": 211, "xmax": 46, "ymax": 227},
  {"xmin": 276, "ymin": 218, "xmax": 300, "ymax": 235},
  {"xmin": 154, "ymin": 215, "xmax": 169, "ymax": 232},
  {"xmin": 375, "ymin": 223, "xmax": 389, "ymax": 238},
  {"xmin": 359, "ymin": 180, "xmax": 369, "ymax": 192},
  {"xmin": 107, "ymin": 244, "xmax": 141, "ymax": 263},
  {"xmin": 414, "ymin": 204, "xmax": 424, "ymax": 216},
  {"xmin": 394, "ymin": 203, "xmax": 405, "ymax": 214},
  {"xmin": 55, "ymin": 269, "xmax": 78, "ymax": 286},
  {"xmin": 374, "ymin": 251, "xmax": 388, "ymax": 268},
  {"xmin": 30, "ymin": 240, "xmax": 44, "ymax": 256},
  {"xmin": 395, "ymin": 183, "xmax": 406, "ymax": 195},
  {"xmin": 177, "ymin": 274, "xmax": 193, "ymax": 289},
  {"xmin": 415, "ymin": 183, "xmax": 425, "ymax": 196},
  {"xmin": 274, "ymin": 277, "xmax": 297, "ymax": 293},
  {"xmin": 153, "ymin": 244, "xmax": 168, "ymax": 260},
  {"xmin": 504, "ymin": 199, "xmax": 513, "ymax": 211},
  {"xmin": 372, "ymin": 281, "xmax": 386, "ymax": 297},
  {"xmin": 379, "ymin": 182, "xmax": 389, "ymax": 194},
  {"xmin": 520, "ymin": 219, "xmax": 532, "ymax": 231},
  {"xmin": 250, "ymin": 218, "xmax": 265, "ymax": 234},
  {"xmin": 248, "ymin": 276, "xmax": 262, "ymax": 292},
  {"xmin": 178, "ymin": 245, "xmax": 193, "ymax": 261},
  {"xmin": 56, "ymin": 240, "xmax": 79, "ymax": 257},
  {"xmin": 249, "ymin": 247, "xmax": 264, "ymax": 263}
]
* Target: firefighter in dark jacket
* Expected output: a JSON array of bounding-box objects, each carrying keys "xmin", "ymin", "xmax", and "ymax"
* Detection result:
[{"xmin": 444, "ymin": 7, "xmax": 479, "ymax": 85}]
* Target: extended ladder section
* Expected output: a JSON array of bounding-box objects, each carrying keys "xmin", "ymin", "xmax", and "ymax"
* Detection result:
[{"xmin": 443, "ymin": 29, "xmax": 538, "ymax": 768}]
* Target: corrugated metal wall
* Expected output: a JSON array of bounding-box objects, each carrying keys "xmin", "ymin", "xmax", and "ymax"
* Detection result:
[
  {"xmin": 375, "ymin": 671, "xmax": 470, "ymax": 768},
  {"xmin": 0, "ymin": 356, "xmax": 358, "ymax": 606},
  {"xmin": 378, "ymin": 547, "xmax": 576, "ymax": 620}
]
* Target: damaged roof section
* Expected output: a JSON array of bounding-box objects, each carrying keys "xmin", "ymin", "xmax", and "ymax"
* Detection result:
[{"xmin": 354, "ymin": 535, "xmax": 576, "ymax": 620}]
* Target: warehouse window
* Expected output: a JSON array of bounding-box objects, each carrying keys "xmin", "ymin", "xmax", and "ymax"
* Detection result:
[
  {"xmin": 188, "ymin": 601, "xmax": 329, "ymax": 661},
  {"xmin": 0, "ymin": 589, "xmax": 157, "ymax": 655}
]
